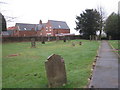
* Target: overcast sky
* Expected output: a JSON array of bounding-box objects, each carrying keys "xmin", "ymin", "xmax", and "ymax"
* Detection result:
[{"xmin": 0, "ymin": 0, "xmax": 119, "ymax": 34}]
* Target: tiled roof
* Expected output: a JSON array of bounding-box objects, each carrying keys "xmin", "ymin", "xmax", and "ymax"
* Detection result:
[
  {"xmin": 7, "ymin": 26, "xmax": 18, "ymax": 30},
  {"xmin": 15, "ymin": 23, "xmax": 42, "ymax": 31},
  {"xmin": 1, "ymin": 30, "xmax": 14, "ymax": 35},
  {"xmin": 48, "ymin": 20, "xmax": 70, "ymax": 29},
  {"xmin": 15, "ymin": 20, "xmax": 70, "ymax": 31}
]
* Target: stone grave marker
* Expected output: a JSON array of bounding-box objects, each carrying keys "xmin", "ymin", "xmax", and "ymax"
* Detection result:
[
  {"xmin": 63, "ymin": 36, "xmax": 66, "ymax": 42},
  {"xmin": 95, "ymin": 36, "xmax": 98, "ymax": 41},
  {"xmin": 45, "ymin": 54, "xmax": 67, "ymax": 88},
  {"xmin": 67, "ymin": 37, "xmax": 71, "ymax": 41},
  {"xmin": 31, "ymin": 38, "xmax": 36, "ymax": 48},
  {"xmin": 41, "ymin": 37, "xmax": 45, "ymax": 44},
  {"xmin": 79, "ymin": 42, "xmax": 82, "ymax": 45},
  {"xmin": 90, "ymin": 35, "xmax": 92, "ymax": 41},
  {"xmin": 72, "ymin": 42, "xmax": 75, "ymax": 46},
  {"xmin": 56, "ymin": 36, "xmax": 59, "ymax": 42},
  {"xmin": 109, "ymin": 36, "xmax": 112, "ymax": 40},
  {"xmin": 48, "ymin": 36, "xmax": 50, "ymax": 41}
]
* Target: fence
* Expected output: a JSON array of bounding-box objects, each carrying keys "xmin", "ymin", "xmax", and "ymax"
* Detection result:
[{"xmin": 2, "ymin": 35, "xmax": 82, "ymax": 42}]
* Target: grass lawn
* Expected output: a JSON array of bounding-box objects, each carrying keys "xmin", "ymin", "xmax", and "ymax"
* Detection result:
[
  {"xmin": 109, "ymin": 40, "xmax": 119, "ymax": 54},
  {"xmin": 2, "ymin": 39, "xmax": 100, "ymax": 88}
]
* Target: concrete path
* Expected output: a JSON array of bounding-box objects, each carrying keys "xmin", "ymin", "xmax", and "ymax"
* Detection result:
[{"xmin": 89, "ymin": 40, "xmax": 119, "ymax": 88}]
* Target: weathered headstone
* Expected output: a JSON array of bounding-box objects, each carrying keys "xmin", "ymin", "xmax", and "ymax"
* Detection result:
[
  {"xmin": 79, "ymin": 42, "xmax": 82, "ymax": 45},
  {"xmin": 109, "ymin": 36, "xmax": 112, "ymax": 40},
  {"xmin": 48, "ymin": 36, "xmax": 50, "ymax": 41},
  {"xmin": 41, "ymin": 37, "xmax": 45, "ymax": 44},
  {"xmin": 95, "ymin": 36, "xmax": 98, "ymax": 41},
  {"xmin": 31, "ymin": 38, "xmax": 36, "ymax": 48},
  {"xmin": 67, "ymin": 37, "xmax": 71, "ymax": 41},
  {"xmin": 56, "ymin": 36, "xmax": 59, "ymax": 42},
  {"xmin": 63, "ymin": 36, "xmax": 66, "ymax": 42},
  {"xmin": 90, "ymin": 35, "xmax": 92, "ymax": 41},
  {"xmin": 92, "ymin": 35, "xmax": 95, "ymax": 40},
  {"xmin": 72, "ymin": 42, "xmax": 75, "ymax": 46},
  {"xmin": 45, "ymin": 54, "xmax": 67, "ymax": 88}
]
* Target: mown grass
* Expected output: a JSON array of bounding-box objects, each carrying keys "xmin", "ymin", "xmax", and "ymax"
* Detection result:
[
  {"xmin": 2, "ymin": 40, "xmax": 100, "ymax": 88},
  {"xmin": 109, "ymin": 40, "xmax": 118, "ymax": 49},
  {"xmin": 109, "ymin": 40, "xmax": 119, "ymax": 54}
]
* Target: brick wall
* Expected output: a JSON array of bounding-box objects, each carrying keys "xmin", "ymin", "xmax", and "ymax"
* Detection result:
[
  {"xmin": 14, "ymin": 30, "xmax": 37, "ymax": 37},
  {"xmin": 2, "ymin": 35, "xmax": 82, "ymax": 42},
  {"xmin": 53, "ymin": 29, "xmax": 70, "ymax": 36}
]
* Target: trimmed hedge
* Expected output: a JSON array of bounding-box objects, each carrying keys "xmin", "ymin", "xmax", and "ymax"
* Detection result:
[{"xmin": 2, "ymin": 35, "xmax": 82, "ymax": 42}]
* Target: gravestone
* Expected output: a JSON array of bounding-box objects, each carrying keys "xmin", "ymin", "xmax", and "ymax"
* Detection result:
[
  {"xmin": 56, "ymin": 36, "xmax": 59, "ymax": 42},
  {"xmin": 41, "ymin": 37, "xmax": 45, "ymax": 44},
  {"xmin": 90, "ymin": 35, "xmax": 92, "ymax": 41},
  {"xmin": 31, "ymin": 38, "xmax": 36, "ymax": 48},
  {"xmin": 95, "ymin": 36, "xmax": 98, "ymax": 41},
  {"xmin": 45, "ymin": 54, "xmax": 67, "ymax": 88},
  {"xmin": 72, "ymin": 42, "xmax": 75, "ymax": 46},
  {"xmin": 48, "ymin": 36, "xmax": 50, "ymax": 41},
  {"xmin": 109, "ymin": 36, "xmax": 112, "ymax": 40},
  {"xmin": 63, "ymin": 36, "xmax": 66, "ymax": 42},
  {"xmin": 67, "ymin": 37, "xmax": 71, "ymax": 41},
  {"xmin": 79, "ymin": 42, "xmax": 82, "ymax": 45}
]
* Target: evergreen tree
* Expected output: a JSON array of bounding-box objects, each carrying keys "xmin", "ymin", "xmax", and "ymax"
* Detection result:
[
  {"xmin": 104, "ymin": 12, "xmax": 119, "ymax": 39},
  {"xmin": 0, "ymin": 13, "xmax": 7, "ymax": 31},
  {"xmin": 75, "ymin": 9, "xmax": 101, "ymax": 39}
]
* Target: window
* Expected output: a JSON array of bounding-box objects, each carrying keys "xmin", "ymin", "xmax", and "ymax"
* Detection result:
[
  {"xmin": 47, "ymin": 33, "xmax": 51, "ymax": 36},
  {"xmin": 50, "ymin": 27, "xmax": 52, "ymax": 28},
  {"xmin": 49, "ymin": 29, "xmax": 52, "ymax": 31},
  {"xmin": 46, "ymin": 27, "xmax": 48, "ymax": 31},
  {"xmin": 24, "ymin": 28, "xmax": 27, "ymax": 30},
  {"xmin": 58, "ymin": 25, "xmax": 61, "ymax": 28}
]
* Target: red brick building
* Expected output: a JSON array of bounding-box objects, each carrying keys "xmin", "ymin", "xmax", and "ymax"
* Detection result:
[
  {"xmin": 8, "ymin": 20, "xmax": 70, "ymax": 37},
  {"xmin": 37, "ymin": 20, "xmax": 70, "ymax": 36}
]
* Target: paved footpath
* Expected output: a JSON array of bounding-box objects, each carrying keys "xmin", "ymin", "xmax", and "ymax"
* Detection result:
[{"xmin": 89, "ymin": 40, "xmax": 119, "ymax": 88}]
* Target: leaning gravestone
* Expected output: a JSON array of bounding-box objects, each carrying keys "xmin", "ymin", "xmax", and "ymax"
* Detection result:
[
  {"xmin": 45, "ymin": 54, "xmax": 67, "ymax": 88},
  {"xmin": 31, "ymin": 38, "xmax": 36, "ymax": 48}
]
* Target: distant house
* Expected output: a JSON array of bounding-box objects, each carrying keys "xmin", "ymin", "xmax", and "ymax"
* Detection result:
[
  {"xmin": 14, "ymin": 23, "xmax": 40, "ymax": 37},
  {"xmin": 37, "ymin": 20, "xmax": 70, "ymax": 36},
  {"xmin": 12, "ymin": 20, "xmax": 70, "ymax": 37},
  {"xmin": 2, "ymin": 26, "xmax": 16, "ymax": 37}
]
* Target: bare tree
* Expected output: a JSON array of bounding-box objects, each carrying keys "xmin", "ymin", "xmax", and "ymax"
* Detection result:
[
  {"xmin": 0, "ymin": 1, "xmax": 17, "ymax": 27},
  {"xmin": 97, "ymin": 5, "xmax": 106, "ymax": 40}
]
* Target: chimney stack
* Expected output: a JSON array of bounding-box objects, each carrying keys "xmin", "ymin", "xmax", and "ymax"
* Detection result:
[{"xmin": 39, "ymin": 20, "xmax": 42, "ymax": 24}]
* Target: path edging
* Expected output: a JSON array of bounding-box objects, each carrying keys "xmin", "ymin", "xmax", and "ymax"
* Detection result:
[
  {"xmin": 108, "ymin": 41, "xmax": 120, "ymax": 58},
  {"xmin": 87, "ymin": 41, "xmax": 101, "ymax": 88}
]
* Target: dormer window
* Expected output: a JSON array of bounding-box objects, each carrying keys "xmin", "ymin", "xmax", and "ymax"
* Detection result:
[
  {"xmin": 58, "ymin": 25, "xmax": 61, "ymax": 28},
  {"xmin": 24, "ymin": 28, "xmax": 27, "ymax": 30}
]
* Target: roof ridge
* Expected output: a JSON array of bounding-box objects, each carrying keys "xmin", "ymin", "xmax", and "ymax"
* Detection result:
[
  {"xmin": 16, "ymin": 23, "xmax": 38, "ymax": 25},
  {"xmin": 48, "ymin": 20, "xmax": 66, "ymax": 22}
]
